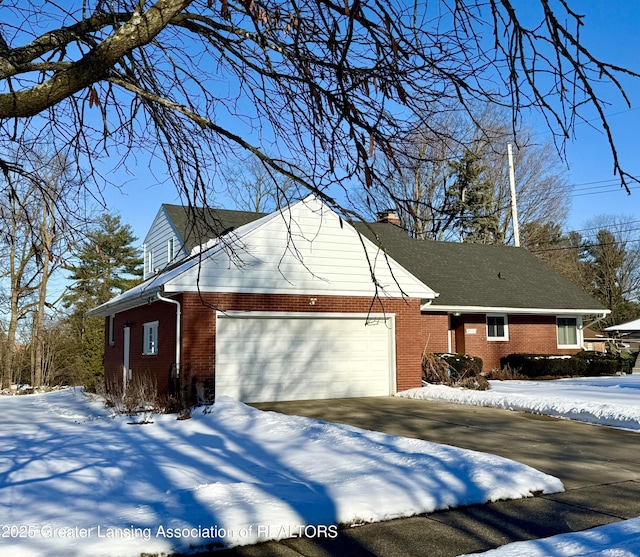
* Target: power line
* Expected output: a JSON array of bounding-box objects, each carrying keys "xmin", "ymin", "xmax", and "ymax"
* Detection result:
[
  {"xmin": 530, "ymin": 236, "xmax": 640, "ymax": 254},
  {"xmin": 568, "ymin": 219, "xmax": 640, "ymax": 235},
  {"xmin": 569, "ymin": 185, "xmax": 640, "ymax": 198}
]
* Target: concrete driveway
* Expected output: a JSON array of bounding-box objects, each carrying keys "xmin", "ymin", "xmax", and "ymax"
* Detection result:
[{"xmin": 211, "ymin": 396, "xmax": 640, "ymax": 557}]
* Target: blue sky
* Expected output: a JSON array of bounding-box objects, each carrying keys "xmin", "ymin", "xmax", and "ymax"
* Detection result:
[
  {"xmin": 99, "ymin": 1, "xmax": 640, "ymax": 246},
  {"xmin": 551, "ymin": 1, "xmax": 640, "ymax": 232}
]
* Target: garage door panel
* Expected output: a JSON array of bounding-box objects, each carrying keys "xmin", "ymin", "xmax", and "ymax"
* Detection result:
[{"xmin": 216, "ymin": 314, "xmax": 395, "ymax": 402}]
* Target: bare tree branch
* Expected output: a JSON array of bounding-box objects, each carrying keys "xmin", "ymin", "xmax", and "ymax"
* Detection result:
[{"xmin": 0, "ymin": 0, "xmax": 637, "ymax": 223}]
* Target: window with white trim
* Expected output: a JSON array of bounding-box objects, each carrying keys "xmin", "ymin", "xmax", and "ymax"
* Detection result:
[
  {"xmin": 487, "ymin": 314, "xmax": 508, "ymax": 341},
  {"xmin": 108, "ymin": 315, "xmax": 115, "ymax": 346},
  {"xmin": 167, "ymin": 237, "xmax": 175, "ymax": 262},
  {"xmin": 147, "ymin": 249, "xmax": 154, "ymax": 276},
  {"xmin": 557, "ymin": 317, "xmax": 579, "ymax": 348},
  {"xmin": 143, "ymin": 321, "xmax": 159, "ymax": 355}
]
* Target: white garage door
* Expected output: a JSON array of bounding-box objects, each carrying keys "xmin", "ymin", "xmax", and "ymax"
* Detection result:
[{"xmin": 215, "ymin": 312, "xmax": 396, "ymax": 402}]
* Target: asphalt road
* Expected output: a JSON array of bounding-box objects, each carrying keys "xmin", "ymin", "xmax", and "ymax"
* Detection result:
[{"xmin": 203, "ymin": 396, "xmax": 640, "ymax": 557}]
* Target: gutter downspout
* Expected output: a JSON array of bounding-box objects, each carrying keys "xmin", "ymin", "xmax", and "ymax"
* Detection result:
[
  {"xmin": 156, "ymin": 292, "xmax": 181, "ymax": 380},
  {"xmin": 581, "ymin": 312, "xmax": 609, "ymax": 350},
  {"xmin": 582, "ymin": 312, "xmax": 608, "ymax": 331}
]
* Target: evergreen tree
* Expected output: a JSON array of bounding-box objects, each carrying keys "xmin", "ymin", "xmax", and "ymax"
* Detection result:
[
  {"xmin": 63, "ymin": 215, "xmax": 143, "ymax": 389},
  {"xmin": 522, "ymin": 222, "xmax": 584, "ymax": 287},
  {"xmin": 581, "ymin": 228, "xmax": 640, "ymax": 329},
  {"xmin": 446, "ymin": 151, "xmax": 502, "ymax": 244}
]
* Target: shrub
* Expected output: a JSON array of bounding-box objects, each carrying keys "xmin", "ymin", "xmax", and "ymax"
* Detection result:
[
  {"xmin": 500, "ymin": 354, "xmax": 581, "ymax": 378},
  {"xmin": 618, "ymin": 351, "xmax": 636, "ymax": 374},
  {"xmin": 422, "ymin": 352, "xmax": 451, "ymax": 384},
  {"xmin": 457, "ymin": 375, "xmax": 490, "ymax": 390},
  {"xmin": 436, "ymin": 353, "xmax": 483, "ymax": 379},
  {"xmin": 103, "ymin": 369, "xmax": 159, "ymax": 419},
  {"xmin": 422, "ymin": 352, "xmax": 488, "ymax": 390},
  {"xmin": 500, "ymin": 352, "xmax": 623, "ymax": 378},
  {"xmin": 572, "ymin": 351, "xmax": 620, "ymax": 376},
  {"xmin": 485, "ymin": 364, "xmax": 525, "ymax": 380}
]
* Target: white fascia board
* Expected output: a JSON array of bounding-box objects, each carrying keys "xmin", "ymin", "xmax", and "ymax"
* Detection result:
[
  {"xmin": 89, "ymin": 286, "xmax": 162, "ymax": 317},
  {"xmin": 162, "ymin": 283, "xmax": 424, "ymax": 298},
  {"xmin": 422, "ymin": 303, "xmax": 610, "ymax": 316},
  {"xmin": 217, "ymin": 311, "xmax": 395, "ymax": 319}
]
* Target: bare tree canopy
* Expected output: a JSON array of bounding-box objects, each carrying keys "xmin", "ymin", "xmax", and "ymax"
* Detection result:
[
  {"xmin": 357, "ymin": 105, "xmax": 569, "ymax": 243},
  {"xmin": 0, "ymin": 0, "xmax": 638, "ymax": 216}
]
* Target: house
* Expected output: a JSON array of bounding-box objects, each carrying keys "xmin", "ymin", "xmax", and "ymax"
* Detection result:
[
  {"xmin": 354, "ymin": 221, "xmax": 609, "ymax": 371},
  {"xmin": 91, "ymin": 197, "xmax": 438, "ymax": 402},
  {"xmin": 604, "ymin": 319, "xmax": 640, "ymax": 354},
  {"xmin": 90, "ymin": 196, "xmax": 608, "ymax": 403},
  {"xmin": 582, "ymin": 328, "xmax": 608, "ymax": 353}
]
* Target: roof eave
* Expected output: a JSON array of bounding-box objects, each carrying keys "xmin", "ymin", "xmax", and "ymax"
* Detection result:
[
  {"xmin": 88, "ymin": 287, "xmax": 162, "ymax": 317},
  {"xmin": 421, "ymin": 303, "xmax": 610, "ymax": 316}
]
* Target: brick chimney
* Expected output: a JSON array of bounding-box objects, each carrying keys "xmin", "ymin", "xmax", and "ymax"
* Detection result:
[{"xmin": 376, "ymin": 209, "xmax": 400, "ymax": 226}]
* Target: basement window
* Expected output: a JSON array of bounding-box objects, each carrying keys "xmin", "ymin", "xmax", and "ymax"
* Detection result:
[
  {"xmin": 487, "ymin": 314, "xmax": 508, "ymax": 341},
  {"xmin": 143, "ymin": 321, "xmax": 159, "ymax": 355}
]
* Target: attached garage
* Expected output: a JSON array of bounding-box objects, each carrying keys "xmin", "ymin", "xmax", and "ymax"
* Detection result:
[
  {"xmin": 92, "ymin": 197, "xmax": 436, "ymax": 401},
  {"xmin": 215, "ymin": 312, "xmax": 396, "ymax": 402}
]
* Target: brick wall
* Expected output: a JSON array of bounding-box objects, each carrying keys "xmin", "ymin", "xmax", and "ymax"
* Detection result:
[
  {"xmin": 419, "ymin": 312, "xmax": 450, "ymax": 354},
  {"xmin": 104, "ymin": 293, "xmax": 424, "ymax": 397},
  {"xmin": 103, "ymin": 300, "xmax": 177, "ymax": 395},
  {"xmin": 450, "ymin": 313, "xmax": 581, "ymax": 371}
]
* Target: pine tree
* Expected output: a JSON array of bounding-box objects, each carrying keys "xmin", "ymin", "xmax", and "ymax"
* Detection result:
[
  {"xmin": 63, "ymin": 215, "xmax": 143, "ymax": 389},
  {"xmin": 446, "ymin": 151, "xmax": 502, "ymax": 244},
  {"xmin": 581, "ymin": 229, "xmax": 640, "ymax": 329}
]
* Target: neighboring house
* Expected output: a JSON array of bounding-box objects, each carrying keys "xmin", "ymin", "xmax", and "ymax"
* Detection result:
[
  {"xmin": 91, "ymin": 196, "xmax": 608, "ymax": 403},
  {"xmin": 582, "ymin": 328, "xmax": 608, "ymax": 353},
  {"xmin": 604, "ymin": 319, "xmax": 640, "ymax": 354}
]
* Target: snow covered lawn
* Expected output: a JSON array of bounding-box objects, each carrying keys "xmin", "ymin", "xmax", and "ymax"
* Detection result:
[
  {"xmin": 399, "ymin": 373, "xmax": 640, "ymax": 556},
  {"xmin": 398, "ymin": 374, "xmax": 640, "ymax": 431},
  {"xmin": 462, "ymin": 516, "xmax": 640, "ymax": 557},
  {"xmin": 0, "ymin": 389, "xmax": 563, "ymax": 556}
]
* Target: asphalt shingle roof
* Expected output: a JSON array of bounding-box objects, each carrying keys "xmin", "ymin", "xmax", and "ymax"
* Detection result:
[
  {"xmin": 355, "ymin": 222, "xmax": 606, "ymax": 312},
  {"xmin": 161, "ymin": 203, "xmax": 605, "ymax": 313},
  {"xmin": 162, "ymin": 204, "xmax": 267, "ymax": 253}
]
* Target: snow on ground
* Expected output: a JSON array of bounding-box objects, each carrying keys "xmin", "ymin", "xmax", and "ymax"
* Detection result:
[
  {"xmin": 399, "ymin": 374, "xmax": 640, "ymax": 556},
  {"xmin": 398, "ymin": 374, "xmax": 640, "ymax": 431},
  {"xmin": 462, "ymin": 516, "xmax": 640, "ymax": 556},
  {"xmin": 0, "ymin": 389, "xmax": 562, "ymax": 556}
]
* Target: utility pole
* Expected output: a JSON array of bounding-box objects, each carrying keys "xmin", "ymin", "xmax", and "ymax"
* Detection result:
[{"xmin": 507, "ymin": 143, "xmax": 520, "ymax": 247}]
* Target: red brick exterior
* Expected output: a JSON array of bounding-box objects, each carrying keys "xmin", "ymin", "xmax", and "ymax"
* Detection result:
[
  {"xmin": 418, "ymin": 312, "xmax": 450, "ymax": 354},
  {"xmin": 447, "ymin": 313, "xmax": 581, "ymax": 371},
  {"xmin": 103, "ymin": 295, "xmax": 585, "ymax": 399},
  {"xmin": 104, "ymin": 293, "xmax": 423, "ymax": 398},
  {"xmin": 103, "ymin": 301, "xmax": 177, "ymax": 395}
]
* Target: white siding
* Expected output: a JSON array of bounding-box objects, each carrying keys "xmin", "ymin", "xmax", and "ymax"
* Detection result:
[
  {"xmin": 142, "ymin": 207, "xmax": 186, "ymax": 279},
  {"xmin": 164, "ymin": 197, "xmax": 437, "ymax": 299}
]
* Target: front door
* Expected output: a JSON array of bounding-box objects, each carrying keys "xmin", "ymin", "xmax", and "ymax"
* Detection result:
[{"xmin": 123, "ymin": 326, "xmax": 131, "ymax": 389}]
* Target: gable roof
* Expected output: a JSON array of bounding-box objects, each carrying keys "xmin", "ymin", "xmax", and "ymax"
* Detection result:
[
  {"xmin": 159, "ymin": 204, "xmax": 268, "ymax": 254},
  {"xmin": 355, "ymin": 222, "xmax": 608, "ymax": 315},
  {"xmin": 90, "ymin": 197, "xmax": 437, "ymax": 316}
]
